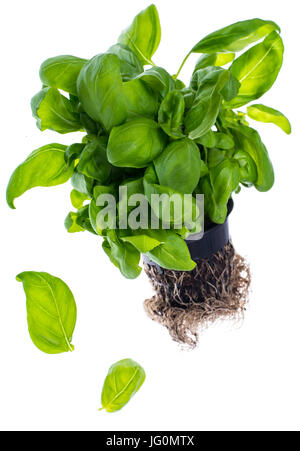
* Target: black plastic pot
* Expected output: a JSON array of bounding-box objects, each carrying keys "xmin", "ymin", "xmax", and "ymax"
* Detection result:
[{"xmin": 186, "ymin": 198, "xmax": 234, "ymax": 261}]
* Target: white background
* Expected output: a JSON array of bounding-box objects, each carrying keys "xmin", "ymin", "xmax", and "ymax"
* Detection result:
[{"xmin": 1, "ymin": 0, "xmax": 299, "ymax": 432}]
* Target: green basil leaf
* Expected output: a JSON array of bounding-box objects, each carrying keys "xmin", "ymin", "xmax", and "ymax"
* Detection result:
[
  {"xmin": 107, "ymin": 118, "xmax": 167, "ymax": 168},
  {"xmin": 7, "ymin": 144, "xmax": 72, "ymax": 209},
  {"xmin": 120, "ymin": 234, "xmax": 161, "ymax": 253},
  {"xmin": 101, "ymin": 359, "xmax": 146, "ymax": 412},
  {"xmin": 64, "ymin": 211, "xmax": 85, "ymax": 233},
  {"xmin": 147, "ymin": 232, "xmax": 196, "ymax": 271},
  {"xmin": 181, "ymin": 87, "xmax": 196, "ymax": 110},
  {"xmin": 143, "ymin": 166, "xmax": 199, "ymax": 228},
  {"xmin": 74, "ymin": 205, "xmax": 96, "ymax": 234},
  {"xmin": 233, "ymin": 150, "xmax": 258, "ymax": 185},
  {"xmin": 123, "ymin": 78, "xmax": 158, "ymax": 119},
  {"xmin": 89, "ymin": 185, "xmax": 117, "ymax": 235},
  {"xmin": 230, "ymin": 124, "xmax": 274, "ymax": 191},
  {"xmin": 77, "ymin": 53, "xmax": 127, "ymax": 132},
  {"xmin": 198, "ymin": 175, "xmax": 226, "ymax": 224},
  {"xmin": 191, "ymin": 19, "xmax": 280, "ymax": 53},
  {"xmin": 77, "ymin": 137, "xmax": 112, "ymax": 183},
  {"xmin": 70, "ymin": 189, "xmax": 90, "ymax": 209},
  {"xmin": 107, "ymin": 44, "xmax": 144, "ymax": 81},
  {"xmin": 210, "ymin": 159, "xmax": 240, "ymax": 205},
  {"xmin": 79, "ymin": 112, "xmax": 101, "ymax": 135},
  {"xmin": 39, "ymin": 55, "xmax": 87, "ymax": 95},
  {"xmin": 247, "ymin": 104, "xmax": 291, "ymax": 134},
  {"xmin": 31, "ymin": 88, "xmax": 82, "ymax": 134},
  {"xmin": 71, "ymin": 170, "xmax": 94, "ymax": 196},
  {"xmin": 158, "ymin": 90, "xmax": 185, "ymax": 139},
  {"xmin": 207, "ymin": 148, "xmax": 226, "ymax": 168},
  {"xmin": 136, "ymin": 66, "xmax": 175, "ymax": 98},
  {"xmin": 193, "ymin": 53, "xmax": 235, "ymax": 72},
  {"xmin": 106, "ymin": 230, "xmax": 142, "ymax": 279},
  {"xmin": 65, "ymin": 143, "xmax": 85, "ymax": 167},
  {"xmin": 154, "ymin": 139, "xmax": 201, "ymax": 194},
  {"xmin": 227, "ymin": 31, "xmax": 284, "ymax": 108},
  {"xmin": 16, "ymin": 272, "xmax": 77, "ymax": 354},
  {"xmin": 185, "ymin": 67, "xmax": 230, "ymax": 139},
  {"xmin": 220, "ymin": 73, "xmax": 241, "ymax": 101},
  {"xmin": 118, "ymin": 4, "xmax": 161, "ymax": 65}
]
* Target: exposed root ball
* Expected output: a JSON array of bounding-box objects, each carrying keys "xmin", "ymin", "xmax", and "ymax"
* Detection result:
[{"xmin": 144, "ymin": 243, "xmax": 251, "ymax": 348}]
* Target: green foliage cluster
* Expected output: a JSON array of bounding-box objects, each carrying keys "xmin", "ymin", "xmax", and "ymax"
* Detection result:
[{"xmin": 7, "ymin": 5, "xmax": 290, "ymax": 278}]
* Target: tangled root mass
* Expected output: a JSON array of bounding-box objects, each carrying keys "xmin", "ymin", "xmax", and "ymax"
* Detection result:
[{"xmin": 144, "ymin": 242, "xmax": 251, "ymax": 348}]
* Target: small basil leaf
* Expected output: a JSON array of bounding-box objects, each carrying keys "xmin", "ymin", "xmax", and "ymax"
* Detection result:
[
  {"xmin": 143, "ymin": 166, "xmax": 199, "ymax": 228},
  {"xmin": 230, "ymin": 124, "xmax": 274, "ymax": 192},
  {"xmin": 107, "ymin": 43, "xmax": 144, "ymax": 81},
  {"xmin": 7, "ymin": 144, "xmax": 72, "ymax": 209},
  {"xmin": 107, "ymin": 118, "xmax": 167, "ymax": 168},
  {"xmin": 221, "ymin": 73, "xmax": 241, "ymax": 101},
  {"xmin": 210, "ymin": 159, "xmax": 240, "ymax": 206},
  {"xmin": 227, "ymin": 31, "xmax": 284, "ymax": 108},
  {"xmin": 247, "ymin": 104, "xmax": 291, "ymax": 134},
  {"xmin": 71, "ymin": 170, "xmax": 94, "ymax": 196},
  {"xmin": 31, "ymin": 88, "xmax": 82, "ymax": 134},
  {"xmin": 79, "ymin": 112, "xmax": 100, "ymax": 135},
  {"xmin": 136, "ymin": 66, "xmax": 175, "ymax": 98},
  {"xmin": 65, "ymin": 212, "xmax": 85, "ymax": 233},
  {"xmin": 77, "ymin": 53, "xmax": 127, "ymax": 132},
  {"xmin": 39, "ymin": 55, "xmax": 87, "ymax": 95},
  {"xmin": 101, "ymin": 359, "xmax": 146, "ymax": 412},
  {"xmin": 154, "ymin": 139, "xmax": 201, "ymax": 194},
  {"xmin": 70, "ymin": 189, "xmax": 90, "ymax": 209},
  {"xmin": 77, "ymin": 137, "xmax": 112, "ymax": 183},
  {"xmin": 233, "ymin": 150, "xmax": 258, "ymax": 185},
  {"xmin": 16, "ymin": 272, "xmax": 77, "ymax": 354},
  {"xmin": 120, "ymin": 234, "xmax": 161, "ymax": 253},
  {"xmin": 123, "ymin": 78, "xmax": 158, "ymax": 119},
  {"xmin": 118, "ymin": 4, "xmax": 161, "ymax": 65},
  {"xmin": 194, "ymin": 130, "xmax": 216, "ymax": 148},
  {"xmin": 147, "ymin": 232, "xmax": 196, "ymax": 271},
  {"xmin": 74, "ymin": 205, "xmax": 96, "ymax": 234},
  {"xmin": 65, "ymin": 143, "xmax": 85, "ymax": 167},
  {"xmin": 193, "ymin": 53, "xmax": 235, "ymax": 72},
  {"xmin": 185, "ymin": 67, "xmax": 230, "ymax": 139},
  {"xmin": 191, "ymin": 19, "xmax": 280, "ymax": 53},
  {"xmin": 158, "ymin": 90, "xmax": 185, "ymax": 139},
  {"xmin": 106, "ymin": 230, "xmax": 142, "ymax": 279}
]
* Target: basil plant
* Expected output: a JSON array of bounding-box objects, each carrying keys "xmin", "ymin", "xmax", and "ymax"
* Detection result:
[{"xmin": 7, "ymin": 4, "xmax": 291, "ymax": 279}]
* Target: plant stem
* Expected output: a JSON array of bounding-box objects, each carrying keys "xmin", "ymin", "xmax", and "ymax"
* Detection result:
[{"xmin": 174, "ymin": 52, "xmax": 192, "ymax": 80}]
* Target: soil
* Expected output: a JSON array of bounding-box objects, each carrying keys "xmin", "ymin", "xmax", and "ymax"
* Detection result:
[{"xmin": 144, "ymin": 242, "xmax": 251, "ymax": 348}]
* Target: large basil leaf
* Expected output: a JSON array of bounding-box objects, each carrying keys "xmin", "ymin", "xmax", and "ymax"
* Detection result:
[
  {"xmin": 107, "ymin": 44, "xmax": 143, "ymax": 81},
  {"xmin": 191, "ymin": 19, "xmax": 280, "ymax": 53},
  {"xmin": 230, "ymin": 125, "xmax": 274, "ymax": 191},
  {"xmin": 227, "ymin": 31, "xmax": 284, "ymax": 108},
  {"xmin": 107, "ymin": 118, "xmax": 167, "ymax": 168},
  {"xmin": 17, "ymin": 272, "xmax": 77, "ymax": 354},
  {"xmin": 39, "ymin": 55, "xmax": 87, "ymax": 95},
  {"xmin": 101, "ymin": 359, "xmax": 145, "ymax": 412},
  {"xmin": 105, "ymin": 230, "xmax": 142, "ymax": 279},
  {"xmin": 118, "ymin": 4, "xmax": 161, "ymax": 65},
  {"xmin": 31, "ymin": 88, "xmax": 82, "ymax": 134},
  {"xmin": 77, "ymin": 137, "xmax": 112, "ymax": 183},
  {"xmin": 193, "ymin": 53, "xmax": 235, "ymax": 72},
  {"xmin": 123, "ymin": 78, "xmax": 158, "ymax": 119},
  {"xmin": 7, "ymin": 144, "xmax": 72, "ymax": 208},
  {"xmin": 136, "ymin": 67, "xmax": 175, "ymax": 98},
  {"xmin": 158, "ymin": 90, "xmax": 185, "ymax": 139},
  {"xmin": 185, "ymin": 67, "xmax": 230, "ymax": 139},
  {"xmin": 77, "ymin": 53, "xmax": 127, "ymax": 132},
  {"xmin": 247, "ymin": 104, "xmax": 291, "ymax": 134},
  {"xmin": 147, "ymin": 232, "xmax": 196, "ymax": 271},
  {"xmin": 154, "ymin": 139, "xmax": 201, "ymax": 194}
]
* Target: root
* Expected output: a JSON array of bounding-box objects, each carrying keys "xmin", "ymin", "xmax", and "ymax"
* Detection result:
[{"xmin": 144, "ymin": 242, "xmax": 251, "ymax": 348}]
